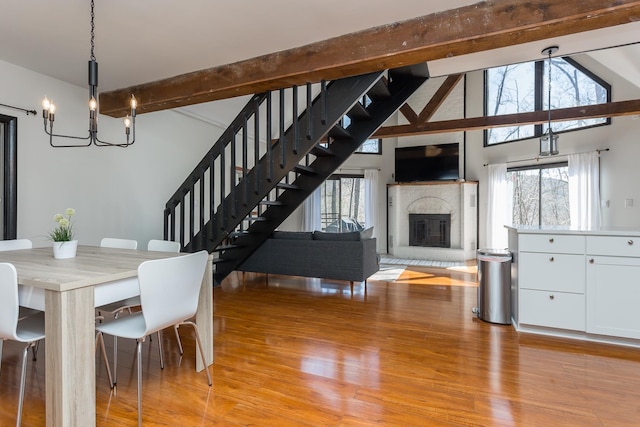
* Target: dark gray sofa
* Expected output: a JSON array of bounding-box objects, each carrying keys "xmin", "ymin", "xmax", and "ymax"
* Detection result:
[{"xmin": 238, "ymin": 229, "xmax": 379, "ymax": 286}]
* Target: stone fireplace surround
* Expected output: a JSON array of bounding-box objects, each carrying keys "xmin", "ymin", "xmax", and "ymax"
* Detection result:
[{"xmin": 387, "ymin": 181, "xmax": 478, "ymax": 262}]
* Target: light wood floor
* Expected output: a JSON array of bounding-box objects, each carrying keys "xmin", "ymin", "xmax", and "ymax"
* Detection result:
[{"xmin": 2, "ymin": 266, "xmax": 639, "ymax": 426}]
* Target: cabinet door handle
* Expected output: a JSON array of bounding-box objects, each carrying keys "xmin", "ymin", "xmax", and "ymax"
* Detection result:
[
  {"xmin": 628, "ymin": 240, "xmax": 634, "ymax": 246},
  {"xmin": 549, "ymin": 294, "xmax": 555, "ymax": 300},
  {"xmin": 549, "ymin": 257, "xmax": 554, "ymax": 262},
  {"xmin": 549, "ymin": 238, "xmax": 554, "ymax": 243},
  {"xmin": 589, "ymin": 258, "xmax": 595, "ymax": 264}
]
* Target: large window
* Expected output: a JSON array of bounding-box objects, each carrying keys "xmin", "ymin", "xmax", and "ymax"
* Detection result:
[
  {"xmin": 507, "ymin": 163, "xmax": 569, "ymax": 226},
  {"xmin": 485, "ymin": 57, "xmax": 610, "ymax": 145},
  {"xmin": 320, "ymin": 175, "xmax": 365, "ymax": 232}
]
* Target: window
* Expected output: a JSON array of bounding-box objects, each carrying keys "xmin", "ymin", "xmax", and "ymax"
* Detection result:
[
  {"xmin": 355, "ymin": 138, "xmax": 381, "ymax": 154},
  {"xmin": 507, "ymin": 163, "xmax": 569, "ymax": 226},
  {"xmin": 485, "ymin": 57, "xmax": 610, "ymax": 145},
  {"xmin": 320, "ymin": 175, "xmax": 365, "ymax": 232},
  {"xmin": 486, "ymin": 62, "xmax": 536, "ymax": 143}
]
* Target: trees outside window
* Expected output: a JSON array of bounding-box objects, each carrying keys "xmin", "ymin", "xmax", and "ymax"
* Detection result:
[
  {"xmin": 320, "ymin": 176, "xmax": 365, "ymax": 232},
  {"xmin": 355, "ymin": 138, "xmax": 381, "ymax": 154},
  {"xmin": 485, "ymin": 57, "xmax": 610, "ymax": 145},
  {"xmin": 508, "ymin": 163, "xmax": 569, "ymax": 226},
  {"xmin": 486, "ymin": 62, "xmax": 536, "ymax": 144}
]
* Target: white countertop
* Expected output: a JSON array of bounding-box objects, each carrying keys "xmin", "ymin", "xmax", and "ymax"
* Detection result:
[{"xmin": 505, "ymin": 225, "xmax": 640, "ymax": 237}]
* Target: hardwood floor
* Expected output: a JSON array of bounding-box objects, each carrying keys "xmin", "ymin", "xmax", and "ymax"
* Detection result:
[{"xmin": 2, "ymin": 266, "xmax": 639, "ymax": 426}]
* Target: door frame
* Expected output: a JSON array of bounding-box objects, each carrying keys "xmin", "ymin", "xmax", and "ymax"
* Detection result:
[{"xmin": 0, "ymin": 114, "xmax": 18, "ymax": 239}]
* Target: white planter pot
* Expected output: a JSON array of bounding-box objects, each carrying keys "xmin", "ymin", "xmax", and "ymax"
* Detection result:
[{"xmin": 52, "ymin": 240, "xmax": 78, "ymax": 259}]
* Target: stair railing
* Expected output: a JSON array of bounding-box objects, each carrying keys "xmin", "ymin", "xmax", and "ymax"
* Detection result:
[{"xmin": 163, "ymin": 82, "xmax": 329, "ymax": 251}]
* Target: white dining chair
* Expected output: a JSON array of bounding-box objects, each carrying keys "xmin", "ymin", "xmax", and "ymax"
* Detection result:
[
  {"xmin": 96, "ymin": 238, "xmax": 185, "ymax": 386},
  {"xmin": 0, "ymin": 262, "xmax": 46, "ymax": 426},
  {"xmin": 147, "ymin": 239, "xmax": 181, "ymax": 252},
  {"xmin": 101, "ymin": 239, "xmax": 183, "ymax": 319},
  {"xmin": 95, "ymin": 250, "xmax": 211, "ymax": 426},
  {"xmin": 0, "ymin": 239, "xmax": 39, "ymax": 372},
  {"xmin": 96, "ymin": 237, "xmax": 140, "ymax": 385},
  {"xmin": 100, "ymin": 237, "xmax": 138, "ymax": 250},
  {"xmin": 96, "ymin": 236, "xmax": 139, "ymax": 319},
  {"xmin": 97, "ymin": 236, "xmax": 139, "ymax": 315},
  {"xmin": 147, "ymin": 239, "xmax": 184, "ymax": 354}
]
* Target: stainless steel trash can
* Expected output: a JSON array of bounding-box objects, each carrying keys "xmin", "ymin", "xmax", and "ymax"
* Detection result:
[{"xmin": 475, "ymin": 249, "xmax": 512, "ymax": 324}]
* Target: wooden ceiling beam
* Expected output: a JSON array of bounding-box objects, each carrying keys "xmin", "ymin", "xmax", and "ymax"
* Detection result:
[
  {"xmin": 398, "ymin": 104, "xmax": 418, "ymax": 124},
  {"xmin": 100, "ymin": 0, "xmax": 640, "ymax": 117},
  {"xmin": 417, "ymin": 74, "xmax": 464, "ymax": 123},
  {"xmin": 373, "ymin": 99, "xmax": 640, "ymax": 138}
]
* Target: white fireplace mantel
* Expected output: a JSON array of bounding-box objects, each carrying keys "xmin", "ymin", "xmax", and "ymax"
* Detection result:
[{"xmin": 387, "ymin": 181, "xmax": 478, "ymax": 262}]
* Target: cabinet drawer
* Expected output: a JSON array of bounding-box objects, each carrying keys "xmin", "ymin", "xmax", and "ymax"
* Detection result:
[
  {"xmin": 519, "ymin": 289, "xmax": 585, "ymax": 331},
  {"xmin": 519, "ymin": 252, "xmax": 585, "ymax": 293},
  {"xmin": 586, "ymin": 236, "xmax": 640, "ymax": 257},
  {"xmin": 520, "ymin": 234, "xmax": 585, "ymax": 254}
]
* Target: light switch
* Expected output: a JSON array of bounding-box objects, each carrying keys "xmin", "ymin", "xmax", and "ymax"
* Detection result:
[{"xmin": 625, "ymin": 198, "xmax": 634, "ymax": 208}]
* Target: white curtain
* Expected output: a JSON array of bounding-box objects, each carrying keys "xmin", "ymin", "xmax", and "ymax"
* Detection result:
[
  {"xmin": 364, "ymin": 169, "xmax": 378, "ymax": 238},
  {"xmin": 302, "ymin": 188, "xmax": 321, "ymax": 231},
  {"xmin": 486, "ymin": 163, "xmax": 512, "ymax": 249},
  {"xmin": 569, "ymin": 151, "xmax": 601, "ymax": 229}
]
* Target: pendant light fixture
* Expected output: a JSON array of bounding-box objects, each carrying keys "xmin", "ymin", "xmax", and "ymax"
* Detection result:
[
  {"xmin": 539, "ymin": 45, "xmax": 559, "ymax": 156},
  {"xmin": 41, "ymin": 0, "xmax": 137, "ymax": 148}
]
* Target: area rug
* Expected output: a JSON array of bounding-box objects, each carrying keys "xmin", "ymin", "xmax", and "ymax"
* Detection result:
[
  {"xmin": 368, "ymin": 266, "xmax": 406, "ymax": 282},
  {"xmin": 379, "ymin": 256, "xmax": 466, "ymax": 268}
]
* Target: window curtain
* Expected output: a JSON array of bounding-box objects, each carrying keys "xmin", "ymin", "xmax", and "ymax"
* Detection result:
[
  {"xmin": 568, "ymin": 151, "xmax": 601, "ymax": 229},
  {"xmin": 302, "ymin": 188, "xmax": 321, "ymax": 231},
  {"xmin": 364, "ymin": 169, "xmax": 378, "ymax": 238},
  {"xmin": 487, "ymin": 163, "xmax": 512, "ymax": 249}
]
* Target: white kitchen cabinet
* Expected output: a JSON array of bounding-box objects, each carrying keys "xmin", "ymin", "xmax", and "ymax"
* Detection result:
[
  {"xmin": 586, "ymin": 236, "xmax": 640, "ymax": 340},
  {"xmin": 517, "ymin": 234, "xmax": 585, "ymax": 331},
  {"xmin": 507, "ymin": 226, "xmax": 640, "ymax": 346}
]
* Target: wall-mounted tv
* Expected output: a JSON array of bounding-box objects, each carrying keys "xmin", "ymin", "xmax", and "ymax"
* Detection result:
[{"xmin": 394, "ymin": 143, "xmax": 459, "ymax": 183}]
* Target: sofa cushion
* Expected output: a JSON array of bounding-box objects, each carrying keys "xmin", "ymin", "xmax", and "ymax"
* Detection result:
[
  {"xmin": 313, "ymin": 231, "xmax": 361, "ymax": 241},
  {"xmin": 272, "ymin": 231, "xmax": 313, "ymax": 240}
]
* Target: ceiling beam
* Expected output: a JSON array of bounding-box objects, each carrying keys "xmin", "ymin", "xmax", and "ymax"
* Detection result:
[
  {"xmin": 398, "ymin": 104, "xmax": 418, "ymax": 125},
  {"xmin": 417, "ymin": 74, "xmax": 464, "ymax": 123},
  {"xmin": 373, "ymin": 99, "xmax": 640, "ymax": 138},
  {"xmin": 100, "ymin": 0, "xmax": 640, "ymax": 117}
]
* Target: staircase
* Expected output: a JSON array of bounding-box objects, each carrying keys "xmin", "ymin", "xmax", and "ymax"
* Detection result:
[{"xmin": 163, "ymin": 64, "xmax": 429, "ymax": 284}]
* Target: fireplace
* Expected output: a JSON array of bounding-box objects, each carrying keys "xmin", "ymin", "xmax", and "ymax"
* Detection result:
[
  {"xmin": 409, "ymin": 214, "xmax": 451, "ymax": 248},
  {"xmin": 387, "ymin": 182, "xmax": 477, "ymax": 262}
]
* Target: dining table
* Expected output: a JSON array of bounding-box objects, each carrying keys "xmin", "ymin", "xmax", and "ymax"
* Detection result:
[{"xmin": 1, "ymin": 245, "xmax": 214, "ymax": 427}]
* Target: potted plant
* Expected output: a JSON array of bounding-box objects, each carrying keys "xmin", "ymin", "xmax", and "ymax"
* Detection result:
[{"xmin": 50, "ymin": 208, "xmax": 78, "ymax": 259}]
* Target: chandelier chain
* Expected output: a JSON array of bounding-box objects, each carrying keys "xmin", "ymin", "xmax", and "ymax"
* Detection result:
[
  {"xmin": 90, "ymin": 0, "xmax": 96, "ymax": 61},
  {"xmin": 547, "ymin": 50, "xmax": 552, "ymax": 130}
]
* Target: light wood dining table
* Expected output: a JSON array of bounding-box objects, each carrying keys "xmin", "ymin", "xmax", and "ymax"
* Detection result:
[{"xmin": 1, "ymin": 245, "xmax": 214, "ymax": 427}]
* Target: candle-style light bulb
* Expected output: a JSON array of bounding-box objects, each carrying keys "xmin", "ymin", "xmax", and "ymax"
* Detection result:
[
  {"xmin": 124, "ymin": 115, "xmax": 131, "ymax": 128},
  {"xmin": 49, "ymin": 103, "xmax": 56, "ymax": 114},
  {"xmin": 42, "ymin": 97, "xmax": 50, "ymax": 111},
  {"xmin": 89, "ymin": 96, "xmax": 97, "ymax": 111},
  {"xmin": 130, "ymin": 95, "xmax": 137, "ymax": 110}
]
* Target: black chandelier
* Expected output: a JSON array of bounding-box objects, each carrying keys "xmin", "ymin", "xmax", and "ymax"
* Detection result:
[
  {"xmin": 42, "ymin": 0, "xmax": 136, "ymax": 148},
  {"xmin": 539, "ymin": 45, "xmax": 559, "ymax": 156}
]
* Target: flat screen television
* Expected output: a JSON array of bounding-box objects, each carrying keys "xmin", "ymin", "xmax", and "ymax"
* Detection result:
[{"xmin": 394, "ymin": 143, "xmax": 459, "ymax": 183}]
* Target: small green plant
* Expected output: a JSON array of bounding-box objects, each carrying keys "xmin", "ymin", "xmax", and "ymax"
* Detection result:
[{"xmin": 49, "ymin": 208, "xmax": 76, "ymax": 242}]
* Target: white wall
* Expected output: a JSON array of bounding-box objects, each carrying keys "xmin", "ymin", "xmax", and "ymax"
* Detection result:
[{"xmin": 0, "ymin": 59, "xmax": 222, "ymax": 248}]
